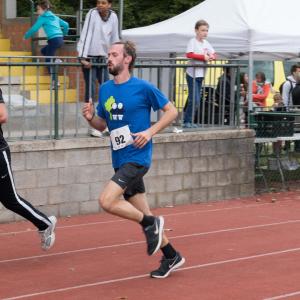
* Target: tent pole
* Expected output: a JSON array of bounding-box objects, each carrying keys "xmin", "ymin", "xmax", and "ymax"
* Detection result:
[
  {"xmin": 248, "ymin": 51, "xmax": 253, "ymax": 110},
  {"xmin": 248, "ymin": 29, "xmax": 254, "ymax": 113},
  {"xmin": 119, "ymin": 0, "xmax": 124, "ymax": 38}
]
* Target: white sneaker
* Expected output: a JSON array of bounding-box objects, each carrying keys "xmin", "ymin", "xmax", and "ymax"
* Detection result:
[
  {"xmin": 55, "ymin": 58, "xmax": 63, "ymax": 63},
  {"xmin": 89, "ymin": 128, "xmax": 103, "ymax": 137},
  {"xmin": 39, "ymin": 216, "xmax": 57, "ymax": 251},
  {"xmin": 172, "ymin": 127, "xmax": 183, "ymax": 133}
]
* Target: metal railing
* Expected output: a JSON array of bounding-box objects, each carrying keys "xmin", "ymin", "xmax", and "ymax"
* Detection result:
[{"xmin": 0, "ymin": 56, "xmax": 245, "ymax": 141}]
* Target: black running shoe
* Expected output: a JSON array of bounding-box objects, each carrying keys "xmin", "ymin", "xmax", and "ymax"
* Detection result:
[
  {"xmin": 143, "ymin": 216, "xmax": 164, "ymax": 256},
  {"xmin": 150, "ymin": 252, "xmax": 185, "ymax": 278}
]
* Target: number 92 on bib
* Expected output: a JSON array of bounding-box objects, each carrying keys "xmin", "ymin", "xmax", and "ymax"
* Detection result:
[{"xmin": 110, "ymin": 125, "xmax": 134, "ymax": 151}]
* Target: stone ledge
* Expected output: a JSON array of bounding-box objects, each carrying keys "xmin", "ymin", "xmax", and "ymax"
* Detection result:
[{"xmin": 9, "ymin": 129, "xmax": 255, "ymax": 153}]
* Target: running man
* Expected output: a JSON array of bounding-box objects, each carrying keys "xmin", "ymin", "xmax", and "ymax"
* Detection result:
[
  {"xmin": 0, "ymin": 89, "xmax": 56, "ymax": 250},
  {"xmin": 82, "ymin": 41, "xmax": 185, "ymax": 278}
]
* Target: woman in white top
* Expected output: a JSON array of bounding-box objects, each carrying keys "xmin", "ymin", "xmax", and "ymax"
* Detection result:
[
  {"xmin": 77, "ymin": 0, "xmax": 119, "ymax": 103},
  {"xmin": 184, "ymin": 20, "xmax": 216, "ymax": 128},
  {"xmin": 77, "ymin": 0, "xmax": 119, "ymax": 137}
]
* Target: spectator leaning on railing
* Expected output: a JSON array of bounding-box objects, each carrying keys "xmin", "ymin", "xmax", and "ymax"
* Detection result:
[
  {"xmin": 184, "ymin": 19, "xmax": 216, "ymax": 129},
  {"xmin": 77, "ymin": 0, "xmax": 119, "ymax": 138}
]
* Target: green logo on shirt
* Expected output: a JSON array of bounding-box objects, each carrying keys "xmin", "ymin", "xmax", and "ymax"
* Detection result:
[
  {"xmin": 104, "ymin": 96, "xmax": 124, "ymax": 121},
  {"xmin": 104, "ymin": 96, "xmax": 116, "ymax": 120}
]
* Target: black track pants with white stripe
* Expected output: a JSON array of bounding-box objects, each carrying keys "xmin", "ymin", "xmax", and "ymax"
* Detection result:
[{"xmin": 0, "ymin": 148, "xmax": 51, "ymax": 231}]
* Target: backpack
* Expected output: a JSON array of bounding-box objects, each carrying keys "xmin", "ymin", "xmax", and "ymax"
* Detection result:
[
  {"xmin": 279, "ymin": 79, "xmax": 295, "ymax": 107},
  {"xmin": 279, "ymin": 79, "xmax": 293, "ymax": 96},
  {"xmin": 291, "ymin": 83, "xmax": 300, "ymax": 106}
]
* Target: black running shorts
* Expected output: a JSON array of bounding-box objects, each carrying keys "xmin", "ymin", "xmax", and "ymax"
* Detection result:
[{"xmin": 112, "ymin": 163, "xmax": 149, "ymax": 200}]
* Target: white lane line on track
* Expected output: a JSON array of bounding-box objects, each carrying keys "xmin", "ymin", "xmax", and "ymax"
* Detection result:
[
  {"xmin": 3, "ymin": 246, "xmax": 300, "ymax": 300},
  {"xmin": 264, "ymin": 290, "xmax": 300, "ymax": 300},
  {"xmin": 0, "ymin": 201, "xmax": 286, "ymax": 236},
  {"xmin": 1, "ymin": 219, "xmax": 300, "ymax": 264}
]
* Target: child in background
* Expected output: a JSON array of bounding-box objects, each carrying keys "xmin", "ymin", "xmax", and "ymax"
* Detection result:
[
  {"xmin": 240, "ymin": 72, "xmax": 249, "ymax": 103},
  {"xmin": 24, "ymin": 0, "xmax": 69, "ymax": 88},
  {"xmin": 271, "ymin": 92, "xmax": 284, "ymax": 153},
  {"xmin": 272, "ymin": 92, "xmax": 285, "ymax": 111},
  {"xmin": 239, "ymin": 72, "xmax": 249, "ymax": 126},
  {"xmin": 184, "ymin": 19, "xmax": 216, "ymax": 128}
]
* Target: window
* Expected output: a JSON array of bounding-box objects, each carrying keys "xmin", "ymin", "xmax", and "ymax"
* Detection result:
[{"xmin": 236, "ymin": 60, "xmax": 274, "ymax": 84}]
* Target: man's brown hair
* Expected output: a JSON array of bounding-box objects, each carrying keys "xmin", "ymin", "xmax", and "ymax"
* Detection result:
[
  {"xmin": 291, "ymin": 64, "xmax": 300, "ymax": 74},
  {"xmin": 113, "ymin": 41, "xmax": 137, "ymax": 71}
]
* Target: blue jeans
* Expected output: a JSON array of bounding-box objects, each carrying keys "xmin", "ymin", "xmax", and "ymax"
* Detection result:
[
  {"xmin": 184, "ymin": 74, "xmax": 203, "ymax": 124},
  {"xmin": 41, "ymin": 37, "xmax": 64, "ymax": 80},
  {"xmin": 82, "ymin": 56, "xmax": 109, "ymax": 102}
]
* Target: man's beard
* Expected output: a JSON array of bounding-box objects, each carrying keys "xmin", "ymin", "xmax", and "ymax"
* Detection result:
[{"xmin": 108, "ymin": 63, "xmax": 124, "ymax": 76}]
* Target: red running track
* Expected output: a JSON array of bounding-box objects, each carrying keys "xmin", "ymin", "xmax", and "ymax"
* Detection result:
[{"xmin": 1, "ymin": 191, "xmax": 300, "ymax": 300}]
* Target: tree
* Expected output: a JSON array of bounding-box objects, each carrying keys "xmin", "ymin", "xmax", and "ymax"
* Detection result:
[
  {"xmin": 17, "ymin": 0, "xmax": 204, "ymax": 29},
  {"xmin": 122, "ymin": 0, "xmax": 202, "ymax": 29}
]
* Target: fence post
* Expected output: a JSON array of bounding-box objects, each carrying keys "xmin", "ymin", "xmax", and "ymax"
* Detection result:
[
  {"xmin": 29, "ymin": 0, "xmax": 36, "ymax": 57},
  {"xmin": 236, "ymin": 66, "xmax": 241, "ymax": 128},
  {"xmin": 157, "ymin": 65, "xmax": 163, "ymax": 120},
  {"xmin": 53, "ymin": 63, "xmax": 59, "ymax": 139}
]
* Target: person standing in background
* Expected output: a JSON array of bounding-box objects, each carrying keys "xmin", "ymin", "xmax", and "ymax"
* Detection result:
[
  {"xmin": 252, "ymin": 71, "xmax": 270, "ymax": 108},
  {"xmin": 77, "ymin": 0, "xmax": 119, "ymax": 137},
  {"xmin": 281, "ymin": 64, "xmax": 300, "ymax": 109},
  {"xmin": 184, "ymin": 19, "xmax": 216, "ymax": 128},
  {"xmin": 24, "ymin": 0, "xmax": 69, "ymax": 89}
]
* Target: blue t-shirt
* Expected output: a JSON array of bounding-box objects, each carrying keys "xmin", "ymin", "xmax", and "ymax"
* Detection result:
[{"xmin": 97, "ymin": 77, "xmax": 169, "ymax": 168}]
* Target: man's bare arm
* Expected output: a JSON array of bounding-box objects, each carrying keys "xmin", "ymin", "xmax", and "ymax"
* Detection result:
[
  {"xmin": 132, "ymin": 102, "xmax": 178, "ymax": 148},
  {"xmin": 149, "ymin": 101, "xmax": 178, "ymax": 136},
  {"xmin": 82, "ymin": 102, "xmax": 107, "ymax": 132}
]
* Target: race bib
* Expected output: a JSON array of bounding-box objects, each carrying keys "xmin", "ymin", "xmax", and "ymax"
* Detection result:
[{"xmin": 110, "ymin": 125, "xmax": 134, "ymax": 151}]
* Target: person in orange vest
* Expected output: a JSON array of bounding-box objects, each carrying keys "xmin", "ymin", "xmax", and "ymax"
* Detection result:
[{"xmin": 252, "ymin": 71, "xmax": 271, "ymax": 108}]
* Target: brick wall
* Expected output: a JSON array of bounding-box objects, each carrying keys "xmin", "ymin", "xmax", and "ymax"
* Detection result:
[
  {"xmin": 0, "ymin": 2, "xmax": 83, "ymax": 95},
  {"xmin": 1, "ymin": 18, "xmax": 31, "ymax": 51},
  {"xmin": 0, "ymin": 130, "xmax": 255, "ymax": 223},
  {"xmin": 58, "ymin": 45, "xmax": 85, "ymax": 97},
  {"xmin": 0, "ymin": 1, "xmax": 38, "ymax": 51}
]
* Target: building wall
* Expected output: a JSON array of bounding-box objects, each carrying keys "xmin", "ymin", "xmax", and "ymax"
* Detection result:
[
  {"xmin": 0, "ymin": 130, "xmax": 255, "ymax": 223},
  {"xmin": 0, "ymin": 0, "xmax": 28, "ymax": 50}
]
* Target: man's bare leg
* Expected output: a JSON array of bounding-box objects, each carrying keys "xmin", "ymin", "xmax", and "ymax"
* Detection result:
[
  {"xmin": 128, "ymin": 193, "xmax": 185, "ymax": 278},
  {"xmin": 99, "ymin": 181, "xmax": 163, "ymax": 256},
  {"xmin": 99, "ymin": 180, "xmax": 143, "ymax": 222}
]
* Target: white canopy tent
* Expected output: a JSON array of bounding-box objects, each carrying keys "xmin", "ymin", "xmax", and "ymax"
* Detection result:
[
  {"xmin": 122, "ymin": 0, "xmax": 300, "ymax": 60},
  {"xmin": 123, "ymin": 0, "xmax": 300, "ymax": 109}
]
